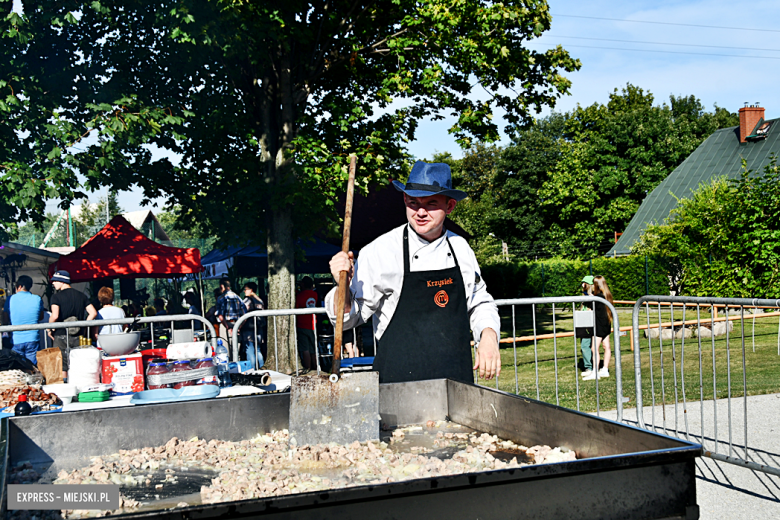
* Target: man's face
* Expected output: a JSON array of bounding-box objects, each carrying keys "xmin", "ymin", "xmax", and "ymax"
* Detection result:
[
  {"xmin": 244, "ymin": 287, "xmax": 253, "ymax": 297},
  {"xmin": 404, "ymin": 194, "xmax": 457, "ymax": 241},
  {"xmin": 52, "ymin": 281, "xmax": 63, "ymax": 291}
]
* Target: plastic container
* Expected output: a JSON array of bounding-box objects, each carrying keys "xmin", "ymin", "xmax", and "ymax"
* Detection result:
[
  {"xmin": 69, "ymin": 347, "xmax": 101, "ymax": 389},
  {"xmin": 170, "ymin": 360, "xmax": 195, "ymax": 389},
  {"xmin": 78, "ymin": 390, "xmax": 111, "ymax": 402},
  {"xmin": 146, "ymin": 361, "xmax": 171, "ymax": 390},
  {"xmin": 194, "ymin": 358, "xmax": 218, "ymax": 386},
  {"xmin": 141, "ymin": 348, "xmax": 168, "ymax": 374},
  {"xmin": 14, "ymin": 395, "xmax": 32, "ymax": 416}
]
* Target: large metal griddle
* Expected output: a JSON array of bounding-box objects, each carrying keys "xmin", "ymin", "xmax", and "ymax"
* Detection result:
[{"xmin": 1, "ymin": 380, "xmax": 702, "ymax": 520}]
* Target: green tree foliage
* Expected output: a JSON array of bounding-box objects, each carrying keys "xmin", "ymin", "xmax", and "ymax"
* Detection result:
[
  {"xmin": 633, "ymin": 158, "xmax": 780, "ymax": 298},
  {"xmin": 445, "ymin": 144, "xmax": 508, "ymax": 262},
  {"xmin": 76, "ymin": 191, "xmax": 124, "ymax": 235},
  {"xmin": 12, "ymin": 192, "xmax": 124, "ymax": 248},
  {"xmin": 445, "ymin": 86, "xmax": 737, "ymax": 264},
  {"xmin": 10, "ymin": 0, "xmax": 579, "ymax": 371},
  {"xmin": 497, "ymin": 112, "xmax": 566, "ymax": 257},
  {"xmin": 0, "ymin": 2, "xmax": 93, "ymax": 240},
  {"xmin": 538, "ymin": 84, "xmax": 739, "ymax": 258},
  {"xmin": 480, "ymin": 256, "xmax": 669, "ymax": 300},
  {"xmin": 157, "ymin": 206, "xmax": 217, "ymax": 251}
]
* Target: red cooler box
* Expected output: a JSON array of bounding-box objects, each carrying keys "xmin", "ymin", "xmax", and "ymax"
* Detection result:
[{"xmin": 102, "ymin": 353, "xmax": 144, "ymax": 395}]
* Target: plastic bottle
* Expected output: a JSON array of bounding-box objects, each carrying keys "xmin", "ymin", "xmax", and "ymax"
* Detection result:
[
  {"xmin": 215, "ymin": 340, "xmax": 232, "ymax": 387},
  {"xmin": 14, "ymin": 395, "xmax": 32, "ymax": 416}
]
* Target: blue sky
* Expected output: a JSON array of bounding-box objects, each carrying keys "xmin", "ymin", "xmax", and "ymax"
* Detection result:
[
  {"xmin": 42, "ymin": 0, "xmax": 780, "ymax": 214},
  {"xmin": 410, "ymin": 0, "xmax": 780, "ymax": 158}
]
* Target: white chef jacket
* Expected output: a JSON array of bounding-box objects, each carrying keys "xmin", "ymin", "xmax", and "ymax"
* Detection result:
[{"xmin": 325, "ymin": 224, "xmax": 501, "ymax": 345}]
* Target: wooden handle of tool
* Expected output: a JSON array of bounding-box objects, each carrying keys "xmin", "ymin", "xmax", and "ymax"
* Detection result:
[{"xmin": 332, "ymin": 155, "xmax": 357, "ymax": 375}]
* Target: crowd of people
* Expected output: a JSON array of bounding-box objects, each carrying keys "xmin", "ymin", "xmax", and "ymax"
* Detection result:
[
  {"xmin": 0, "ymin": 270, "xmax": 276, "ymax": 379},
  {"xmin": 2, "ymin": 258, "xmax": 615, "ymax": 384}
]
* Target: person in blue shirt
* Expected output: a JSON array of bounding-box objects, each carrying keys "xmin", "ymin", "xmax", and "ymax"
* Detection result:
[{"xmin": 2, "ymin": 275, "xmax": 44, "ymax": 364}]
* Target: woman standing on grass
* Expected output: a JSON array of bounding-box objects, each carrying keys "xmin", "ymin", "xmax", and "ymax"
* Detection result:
[{"xmin": 584, "ymin": 275, "xmax": 613, "ymax": 380}]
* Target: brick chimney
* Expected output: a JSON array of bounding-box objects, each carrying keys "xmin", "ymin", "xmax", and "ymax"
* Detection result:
[{"xmin": 739, "ymin": 104, "xmax": 765, "ymax": 143}]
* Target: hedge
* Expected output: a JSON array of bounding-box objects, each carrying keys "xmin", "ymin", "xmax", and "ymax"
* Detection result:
[{"xmin": 481, "ymin": 255, "xmax": 670, "ymax": 301}]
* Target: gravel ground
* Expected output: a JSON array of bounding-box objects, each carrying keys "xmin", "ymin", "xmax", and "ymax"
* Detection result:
[{"xmin": 596, "ymin": 393, "xmax": 780, "ymax": 519}]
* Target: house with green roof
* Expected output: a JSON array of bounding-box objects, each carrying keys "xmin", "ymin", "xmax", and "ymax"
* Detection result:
[{"xmin": 609, "ymin": 105, "xmax": 779, "ymax": 255}]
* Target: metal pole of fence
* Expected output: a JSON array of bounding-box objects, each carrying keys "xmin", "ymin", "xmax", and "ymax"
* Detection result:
[
  {"xmin": 532, "ymin": 303, "xmax": 540, "ymax": 401},
  {"xmin": 697, "ymin": 305, "xmax": 705, "ymax": 448},
  {"xmin": 254, "ymin": 316, "xmax": 259, "ymax": 370},
  {"xmin": 671, "ymin": 307, "xmax": 680, "ymax": 436},
  {"xmin": 632, "ymin": 300, "xmax": 644, "ymax": 428},
  {"xmin": 314, "ymin": 317, "xmax": 321, "ymax": 376},
  {"xmin": 613, "ymin": 304, "xmax": 623, "ymax": 423},
  {"xmin": 711, "ymin": 304, "xmax": 718, "ymax": 454},
  {"xmin": 512, "ymin": 305, "xmax": 518, "ymax": 395},
  {"xmin": 151, "ymin": 321, "xmax": 155, "ymax": 349},
  {"xmin": 372, "ymin": 316, "xmax": 377, "ymax": 354},
  {"xmin": 552, "ymin": 303, "xmax": 559, "ymax": 406},
  {"xmin": 473, "ymin": 341, "xmax": 479, "ymax": 385},
  {"xmin": 293, "ymin": 322, "xmax": 299, "ymax": 375},
  {"xmin": 680, "ymin": 304, "xmax": 690, "ymax": 440},
  {"xmin": 494, "ymin": 338, "xmax": 499, "ymax": 390},
  {"xmin": 725, "ymin": 306, "xmax": 733, "ymax": 457},
  {"xmin": 592, "ymin": 301, "xmax": 599, "ymax": 417},
  {"xmin": 646, "ymin": 302, "xmax": 656, "ymax": 429},
  {"xmin": 741, "ymin": 306, "xmax": 748, "ymax": 461},
  {"xmin": 573, "ymin": 302, "xmax": 581, "ymax": 412},
  {"xmin": 273, "ymin": 316, "xmax": 279, "ymax": 372},
  {"xmin": 752, "ymin": 305, "xmax": 756, "ymax": 353},
  {"xmin": 657, "ymin": 302, "xmax": 666, "ymax": 434}
]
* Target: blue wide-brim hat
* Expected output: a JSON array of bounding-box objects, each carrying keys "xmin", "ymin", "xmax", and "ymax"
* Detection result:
[{"xmin": 392, "ymin": 161, "xmax": 468, "ymax": 201}]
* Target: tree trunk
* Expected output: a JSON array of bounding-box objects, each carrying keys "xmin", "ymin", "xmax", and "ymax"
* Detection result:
[{"xmin": 266, "ymin": 204, "xmax": 296, "ymax": 373}]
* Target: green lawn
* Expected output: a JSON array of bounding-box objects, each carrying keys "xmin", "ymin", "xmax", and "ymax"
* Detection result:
[{"xmin": 472, "ymin": 305, "xmax": 780, "ymax": 414}]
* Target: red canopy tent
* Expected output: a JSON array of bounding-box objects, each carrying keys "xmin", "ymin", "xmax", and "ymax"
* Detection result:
[{"xmin": 48, "ymin": 215, "xmax": 202, "ymax": 283}]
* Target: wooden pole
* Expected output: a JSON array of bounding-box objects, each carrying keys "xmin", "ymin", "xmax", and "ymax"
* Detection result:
[{"xmin": 332, "ymin": 156, "xmax": 357, "ymax": 376}]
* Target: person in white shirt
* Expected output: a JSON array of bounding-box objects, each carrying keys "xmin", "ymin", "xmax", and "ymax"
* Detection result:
[
  {"xmin": 326, "ymin": 161, "xmax": 501, "ymax": 383},
  {"xmin": 95, "ymin": 286, "xmax": 126, "ymax": 349}
]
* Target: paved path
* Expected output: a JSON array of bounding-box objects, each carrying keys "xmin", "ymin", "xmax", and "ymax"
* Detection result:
[{"xmin": 597, "ymin": 393, "xmax": 780, "ymax": 519}]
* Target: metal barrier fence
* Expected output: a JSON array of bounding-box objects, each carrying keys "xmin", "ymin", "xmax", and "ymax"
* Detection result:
[
  {"xmin": 230, "ymin": 308, "xmax": 371, "ymax": 373},
  {"xmin": 0, "ymin": 314, "xmax": 218, "ymax": 352},
  {"xmin": 233, "ymin": 296, "xmax": 623, "ymax": 419},
  {"xmin": 232, "ymin": 308, "xmax": 325, "ymax": 372},
  {"xmin": 0, "ymin": 314, "xmax": 217, "ymax": 380},
  {"xmin": 632, "ymin": 296, "xmax": 780, "ymax": 477},
  {"xmin": 493, "ymin": 296, "xmax": 623, "ymax": 421}
]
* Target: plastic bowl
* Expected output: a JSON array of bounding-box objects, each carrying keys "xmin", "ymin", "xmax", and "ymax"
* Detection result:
[
  {"xmin": 42, "ymin": 383, "xmax": 78, "ymax": 399},
  {"xmin": 60, "ymin": 396, "xmax": 73, "ymax": 405},
  {"xmin": 98, "ymin": 331, "xmax": 141, "ymax": 356}
]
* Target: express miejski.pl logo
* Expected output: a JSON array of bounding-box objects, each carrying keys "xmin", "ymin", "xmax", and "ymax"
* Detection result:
[{"xmin": 434, "ymin": 290, "xmax": 449, "ymax": 308}]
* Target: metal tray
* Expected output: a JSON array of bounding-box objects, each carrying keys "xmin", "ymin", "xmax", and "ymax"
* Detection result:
[{"xmin": 1, "ymin": 379, "xmax": 701, "ymax": 520}]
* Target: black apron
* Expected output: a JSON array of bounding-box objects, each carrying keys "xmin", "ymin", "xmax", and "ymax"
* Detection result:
[{"xmin": 373, "ymin": 226, "xmax": 474, "ymax": 384}]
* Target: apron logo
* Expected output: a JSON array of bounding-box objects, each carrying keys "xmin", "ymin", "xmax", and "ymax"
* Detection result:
[
  {"xmin": 434, "ymin": 290, "xmax": 449, "ymax": 308},
  {"xmin": 427, "ymin": 277, "xmax": 453, "ymax": 288}
]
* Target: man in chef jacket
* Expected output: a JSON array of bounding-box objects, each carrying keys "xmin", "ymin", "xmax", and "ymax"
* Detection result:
[{"xmin": 326, "ymin": 161, "xmax": 501, "ymax": 384}]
